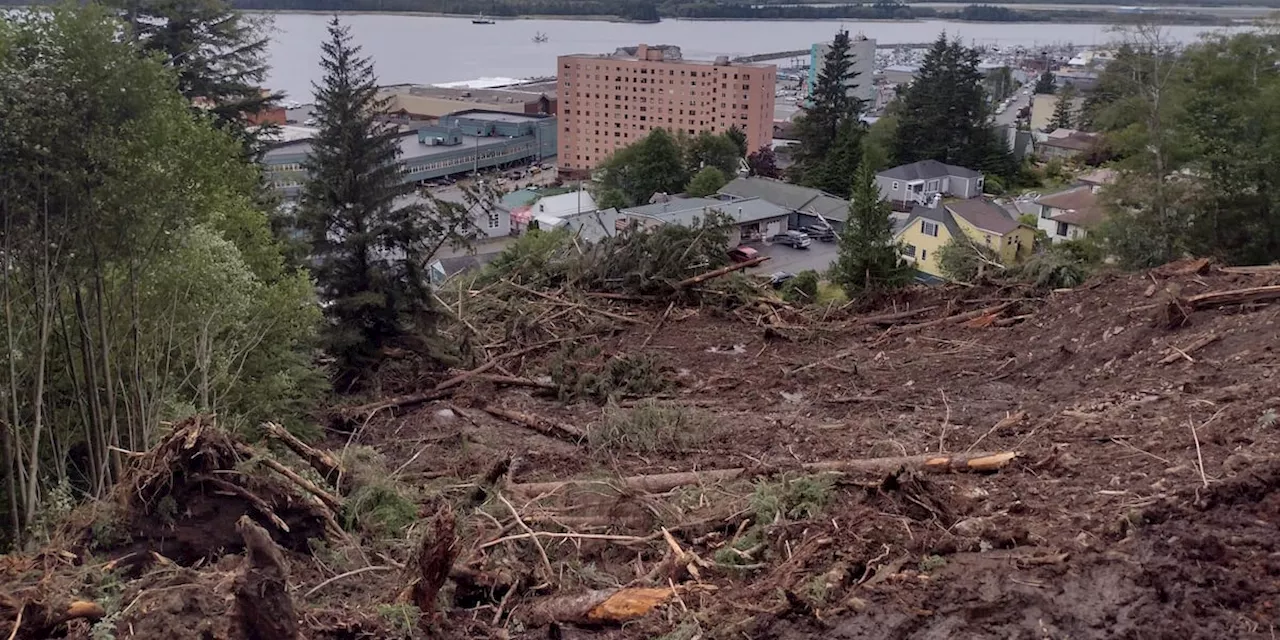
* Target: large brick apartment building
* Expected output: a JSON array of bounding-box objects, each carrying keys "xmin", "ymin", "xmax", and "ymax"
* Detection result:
[{"xmin": 556, "ymin": 44, "xmax": 776, "ymax": 174}]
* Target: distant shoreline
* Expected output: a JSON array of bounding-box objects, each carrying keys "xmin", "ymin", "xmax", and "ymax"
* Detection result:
[{"xmin": 246, "ymin": 8, "xmax": 1235, "ymax": 26}]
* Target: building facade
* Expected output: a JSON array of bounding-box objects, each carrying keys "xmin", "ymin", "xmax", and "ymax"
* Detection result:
[
  {"xmin": 378, "ymin": 81, "xmax": 557, "ymax": 120},
  {"xmin": 807, "ymin": 34, "xmax": 876, "ymax": 107},
  {"xmin": 556, "ymin": 45, "xmax": 776, "ymax": 173},
  {"xmin": 263, "ymin": 110, "xmax": 557, "ymax": 199}
]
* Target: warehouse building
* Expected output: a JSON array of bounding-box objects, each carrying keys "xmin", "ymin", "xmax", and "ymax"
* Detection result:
[
  {"xmin": 378, "ymin": 81, "xmax": 557, "ymax": 120},
  {"xmin": 264, "ymin": 110, "xmax": 557, "ymax": 199}
]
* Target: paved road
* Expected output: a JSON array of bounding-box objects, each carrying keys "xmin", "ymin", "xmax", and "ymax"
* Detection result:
[
  {"xmin": 996, "ymin": 89, "xmax": 1033, "ymax": 128},
  {"xmin": 747, "ymin": 240, "xmax": 840, "ymax": 277}
]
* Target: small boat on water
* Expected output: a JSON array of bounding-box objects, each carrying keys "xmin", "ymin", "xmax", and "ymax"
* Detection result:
[
  {"xmin": 472, "ymin": 14, "xmax": 495, "ymax": 24},
  {"xmin": 533, "ymin": 31, "xmax": 548, "ymax": 43}
]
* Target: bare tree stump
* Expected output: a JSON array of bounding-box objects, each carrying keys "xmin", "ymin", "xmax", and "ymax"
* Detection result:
[
  {"xmin": 410, "ymin": 502, "xmax": 458, "ymax": 622},
  {"xmin": 235, "ymin": 516, "xmax": 298, "ymax": 640}
]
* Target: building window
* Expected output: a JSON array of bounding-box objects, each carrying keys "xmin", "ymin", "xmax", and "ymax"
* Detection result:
[
  {"xmin": 1040, "ymin": 206, "xmax": 1053, "ymax": 220},
  {"xmin": 488, "ymin": 210, "xmax": 500, "ymax": 229},
  {"xmin": 922, "ymin": 249, "xmax": 928, "ymax": 260},
  {"xmin": 891, "ymin": 181, "xmax": 899, "ymax": 191},
  {"xmin": 984, "ymin": 234, "xmax": 991, "ymax": 245},
  {"xmin": 921, "ymin": 221, "xmax": 939, "ymax": 237},
  {"xmin": 903, "ymin": 244, "xmax": 917, "ymax": 257},
  {"xmin": 1056, "ymin": 221, "xmax": 1070, "ymax": 237}
]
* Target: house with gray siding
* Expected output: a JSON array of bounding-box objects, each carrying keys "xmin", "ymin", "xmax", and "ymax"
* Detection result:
[
  {"xmin": 875, "ymin": 160, "xmax": 984, "ymax": 210},
  {"xmin": 717, "ymin": 177, "xmax": 850, "ymax": 231}
]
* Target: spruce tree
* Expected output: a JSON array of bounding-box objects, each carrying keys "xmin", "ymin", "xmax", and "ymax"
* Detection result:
[
  {"xmin": 1051, "ymin": 84, "xmax": 1077, "ymax": 130},
  {"xmin": 792, "ymin": 29, "xmax": 865, "ymax": 185},
  {"xmin": 831, "ymin": 152, "xmax": 913, "ymax": 297},
  {"xmin": 1033, "ymin": 70, "xmax": 1057, "ymax": 94},
  {"xmin": 114, "ymin": 0, "xmax": 280, "ymax": 154},
  {"xmin": 892, "ymin": 33, "xmax": 1014, "ymax": 177},
  {"xmin": 299, "ymin": 18, "xmax": 431, "ymax": 388}
]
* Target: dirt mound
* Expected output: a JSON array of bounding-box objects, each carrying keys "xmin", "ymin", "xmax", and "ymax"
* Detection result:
[{"xmin": 77, "ymin": 416, "xmax": 329, "ymax": 570}]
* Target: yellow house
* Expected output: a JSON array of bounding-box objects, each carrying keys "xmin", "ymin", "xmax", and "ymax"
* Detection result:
[{"xmin": 894, "ymin": 199, "xmax": 1036, "ymax": 279}]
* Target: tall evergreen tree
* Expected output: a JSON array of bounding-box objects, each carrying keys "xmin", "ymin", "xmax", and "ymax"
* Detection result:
[
  {"xmin": 726, "ymin": 125, "xmax": 749, "ymax": 157},
  {"xmin": 830, "ymin": 152, "xmax": 913, "ymax": 296},
  {"xmin": 891, "ymin": 33, "xmax": 1014, "ymax": 176},
  {"xmin": 1051, "ymin": 84, "xmax": 1077, "ymax": 130},
  {"xmin": 792, "ymin": 29, "xmax": 866, "ymax": 185},
  {"xmin": 113, "ymin": 0, "xmax": 280, "ymax": 154},
  {"xmin": 1033, "ymin": 70, "xmax": 1057, "ymax": 94},
  {"xmin": 299, "ymin": 18, "xmax": 433, "ymax": 388}
]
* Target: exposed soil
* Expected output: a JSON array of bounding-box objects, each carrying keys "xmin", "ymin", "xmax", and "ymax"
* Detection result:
[{"xmin": 4, "ymin": 263, "xmax": 1280, "ymax": 639}]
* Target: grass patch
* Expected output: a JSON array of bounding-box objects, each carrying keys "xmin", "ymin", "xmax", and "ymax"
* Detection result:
[
  {"xmin": 375, "ymin": 603, "xmax": 421, "ymax": 634},
  {"xmin": 750, "ymin": 473, "xmax": 837, "ymax": 524},
  {"xmin": 815, "ymin": 280, "xmax": 849, "ymax": 306},
  {"xmin": 342, "ymin": 481, "xmax": 417, "ymax": 538},
  {"xmin": 589, "ymin": 400, "xmax": 712, "ymax": 454}
]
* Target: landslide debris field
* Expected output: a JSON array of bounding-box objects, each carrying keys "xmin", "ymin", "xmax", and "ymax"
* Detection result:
[{"xmin": 4, "ymin": 261, "xmax": 1280, "ymax": 640}]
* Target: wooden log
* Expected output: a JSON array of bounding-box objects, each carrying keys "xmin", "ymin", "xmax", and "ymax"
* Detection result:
[
  {"xmin": 197, "ymin": 475, "xmax": 290, "ymax": 533},
  {"xmin": 1216, "ymin": 264, "xmax": 1280, "ymax": 275},
  {"xmin": 468, "ymin": 374, "xmax": 560, "ymax": 391},
  {"xmin": 481, "ymin": 406, "xmax": 585, "ymax": 442},
  {"xmin": 890, "ymin": 302, "xmax": 1015, "ymax": 333},
  {"xmin": 235, "ymin": 516, "xmax": 299, "ymax": 640},
  {"xmin": 1158, "ymin": 333, "xmax": 1221, "ymax": 365},
  {"xmin": 262, "ymin": 422, "xmax": 345, "ymax": 487},
  {"xmin": 234, "ymin": 443, "xmax": 343, "ymax": 513},
  {"xmin": 510, "ymin": 451, "xmax": 1018, "ymax": 496},
  {"xmin": 1185, "ymin": 285, "xmax": 1280, "ymax": 310},
  {"xmin": 523, "ymin": 587, "xmax": 674, "ymax": 627},
  {"xmin": 674, "ymin": 256, "xmax": 769, "ymax": 288},
  {"xmin": 857, "ymin": 305, "xmax": 939, "ymax": 326}
]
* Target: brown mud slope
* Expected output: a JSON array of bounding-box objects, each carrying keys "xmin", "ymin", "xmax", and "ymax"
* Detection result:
[{"xmin": 3, "ymin": 262, "xmax": 1279, "ymax": 640}]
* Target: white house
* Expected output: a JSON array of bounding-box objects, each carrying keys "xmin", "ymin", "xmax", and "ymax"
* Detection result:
[{"xmin": 1035, "ymin": 185, "xmax": 1104, "ymax": 242}]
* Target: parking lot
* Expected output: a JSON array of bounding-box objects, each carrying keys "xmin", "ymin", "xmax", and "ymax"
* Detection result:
[{"xmin": 746, "ymin": 238, "xmax": 840, "ymax": 277}]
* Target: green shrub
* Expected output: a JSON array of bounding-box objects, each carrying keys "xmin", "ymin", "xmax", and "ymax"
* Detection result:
[
  {"xmin": 750, "ymin": 473, "xmax": 836, "ymax": 524},
  {"xmin": 342, "ymin": 482, "xmax": 417, "ymax": 538},
  {"xmin": 551, "ymin": 349, "xmax": 673, "ymax": 403},
  {"xmin": 781, "ymin": 270, "xmax": 820, "ymax": 303},
  {"xmin": 589, "ymin": 400, "xmax": 712, "ymax": 454}
]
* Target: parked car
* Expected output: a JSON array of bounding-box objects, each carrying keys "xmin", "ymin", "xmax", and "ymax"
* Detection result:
[
  {"xmin": 769, "ymin": 231, "xmax": 813, "ymax": 249},
  {"xmin": 799, "ymin": 225, "xmax": 836, "ymax": 242},
  {"xmin": 728, "ymin": 246, "xmax": 760, "ymax": 263},
  {"xmin": 768, "ymin": 271, "xmax": 795, "ymax": 288}
]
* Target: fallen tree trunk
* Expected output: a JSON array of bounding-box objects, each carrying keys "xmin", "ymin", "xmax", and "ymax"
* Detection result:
[
  {"xmin": 675, "ymin": 256, "xmax": 768, "ymax": 288},
  {"xmin": 1158, "ymin": 332, "xmax": 1221, "ymax": 365},
  {"xmin": 0, "ymin": 595, "xmax": 105, "ymax": 640},
  {"xmin": 1185, "ymin": 285, "xmax": 1280, "ymax": 310},
  {"xmin": 1216, "ymin": 265, "xmax": 1280, "ymax": 275},
  {"xmin": 262, "ymin": 422, "xmax": 345, "ymax": 488},
  {"xmin": 235, "ymin": 516, "xmax": 299, "ymax": 640},
  {"xmin": 235, "ymin": 443, "xmax": 343, "ymax": 513},
  {"xmin": 510, "ymin": 451, "xmax": 1018, "ymax": 496},
  {"xmin": 468, "ymin": 374, "xmax": 560, "ymax": 391},
  {"xmin": 522, "ymin": 587, "xmax": 674, "ymax": 627},
  {"xmin": 858, "ymin": 305, "xmax": 939, "ymax": 326},
  {"xmin": 481, "ymin": 406, "xmax": 585, "ymax": 442},
  {"xmin": 890, "ymin": 302, "xmax": 1015, "ymax": 334}
]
